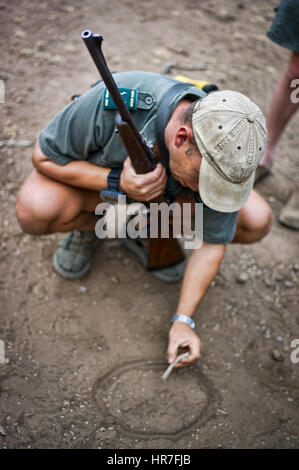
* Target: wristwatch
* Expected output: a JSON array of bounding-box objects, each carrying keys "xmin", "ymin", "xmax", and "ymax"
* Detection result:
[
  {"xmin": 171, "ymin": 314, "xmax": 195, "ymax": 329},
  {"xmin": 100, "ymin": 167, "xmax": 125, "ymax": 203},
  {"xmin": 107, "ymin": 167, "xmax": 123, "ymax": 191}
]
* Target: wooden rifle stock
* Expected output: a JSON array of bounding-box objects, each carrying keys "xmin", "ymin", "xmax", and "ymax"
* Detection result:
[{"xmin": 81, "ymin": 30, "xmax": 184, "ymax": 270}]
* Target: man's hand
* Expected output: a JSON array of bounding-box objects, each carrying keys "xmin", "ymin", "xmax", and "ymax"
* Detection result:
[
  {"xmin": 119, "ymin": 156, "xmax": 167, "ymax": 201},
  {"xmin": 167, "ymin": 321, "xmax": 202, "ymax": 368}
]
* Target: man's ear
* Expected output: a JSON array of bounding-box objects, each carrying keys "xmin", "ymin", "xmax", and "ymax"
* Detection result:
[{"xmin": 174, "ymin": 125, "xmax": 193, "ymax": 148}]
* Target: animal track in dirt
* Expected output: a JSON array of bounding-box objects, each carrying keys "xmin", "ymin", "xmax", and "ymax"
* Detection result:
[
  {"xmin": 92, "ymin": 358, "xmax": 219, "ymax": 440},
  {"xmin": 51, "ymin": 310, "xmax": 109, "ymax": 351}
]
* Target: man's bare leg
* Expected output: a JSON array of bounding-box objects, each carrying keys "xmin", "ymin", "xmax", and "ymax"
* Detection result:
[
  {"xmin": 16, "ymin": 169, "xmax": 103, "ymax": 279},
  {"xmin": 16, "ymin": 169, "xmax": 101, "ymax": 235},
  {"xmin": 233, "ymin": 190, "xmax": 272, "ymax": 243},
  {"xmin": 16, "ymin": 170, "xmax": 186, "ymax": 281}
]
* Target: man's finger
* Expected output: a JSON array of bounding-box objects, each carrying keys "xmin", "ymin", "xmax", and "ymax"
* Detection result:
[
  {"xmin": 167, "ymin": 340, "xmax": 181, "ymax": 364},
  {"xmin": 123, "ymin": 156, "xmax": 132, "ymax": 170},
  {"xmin": 138, "ymin": 175, "xmax": 167, "ymax": 199},
  {"xmin": 143, "ymin": 185, "xmax": 166, "ymax": 201},
  {"xmin": 174, "ymin": 340, "xmax": 201, "ymax": 367},
  {"xmin": 134, "ymin": 170, "xmax": 164, "ymax": 192},
  {"xmin": 142, "ymin": 172, "xmax": 166, "ymax": 192},
  {"xmin": 140, "ymin": 163, "xmax": 165, "ymax": 185}
]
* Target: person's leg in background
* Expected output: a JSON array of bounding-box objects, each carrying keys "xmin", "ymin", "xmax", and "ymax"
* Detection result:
[
  {"xmin": 256, "ymin": 51, "xmax": 299, "ymax": 230},
  {"xmin": 258, "ymin": 51, "xmax": 299, "ymax": 173}
]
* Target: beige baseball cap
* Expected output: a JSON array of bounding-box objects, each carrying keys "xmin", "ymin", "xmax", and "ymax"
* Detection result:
[{"xmin": 192, "ymin": 90, "xmax": 267, "ymax": 213}]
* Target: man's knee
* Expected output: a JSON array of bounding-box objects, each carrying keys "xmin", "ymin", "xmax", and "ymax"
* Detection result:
[
  {"xmin": 255, "ymin": 203, "xmax": 272, "ymax": 240},
  {"xmin": 16, "ymin": 170, "xmax": 74, "ymax": 235},
  {"xmin": 237, "ymin": 195, "xmax": 272, "ymax": 243},
  {"xmin": 16, "ymin": 182, "xmax": 56, "ymax": 235}
]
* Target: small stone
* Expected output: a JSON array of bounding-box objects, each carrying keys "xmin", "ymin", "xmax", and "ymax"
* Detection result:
[
  {"xmin": 168, "ymin": 46, "xmax": 189, "ymax": 56},
  {"xmin": 79, "ymin": 286, "xmax": 87, "ymax": 293},
  {"xmin": 62, "ymin": 5, "xmax": 75, "ymax": 13},
  {"xmin": 265, "ymin": 65, "xmax": 276, "ymax": 74},
  {"xmin": 292, "ymin": 264, "xmax": 299, "ymax": 272},
  {"xmin": 276, "ymin": 336, "xmax": 283, "ymax": 342},
  {"xmin": 284, "ymin": 281, "xmax": 293, "ymax": 288},
  {"xmin": 236, "ymin": 272, "xmax": 248, "ymax": 284},
  {"xmin": 252, "ymin": 15, "xmax": 266, "ymax": 24},
  {"xmin": 233, "ymin": 32, "xmax": 246, "ymax": 41},
  {"xmin": 64, "ymin": 44, "xmax": 76, "ymax": 53},
  {"xmin": 110, "ymin": 276, "xmax": 119, "ymax": 284},
  {"xmin": 254, "ymin": 35, "xmax": 268, "ymax": 43},
  {"xmin": 111, "ymin": 55, "xmax": 121, "ymax": 64},
  {"xmin": 161, "ymin": 63, "xmax": 174, "ymax": 74},
  {"xmin": 0, "ymin": 424, "xmax": 6, "ymax": 436},
  {"xmin": 153, "ymin": 47, "xmax": 171, "ymax": 60},
  {"xmin": 265, "ymin": 329, "xmax": 271, "ymax": 339},
  {"xmin": 14, "ymin": 29, "xmax": 26, "ymax": 38},
  {"xmin": 271, "ymin": 349, "xmax": 284, "ymax": 362},
  {"xmin": 218, "ymin": 9, "xmax": 236, "ymax": 22},
  {"xmin": 48, "ymin": 55, "xmax": 64, "ymax": 65}
]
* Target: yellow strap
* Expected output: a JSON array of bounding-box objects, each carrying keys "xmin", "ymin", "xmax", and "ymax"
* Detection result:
[{"xmin": 175, "ymin": 75, "xmax": 210, "ymax": 90}]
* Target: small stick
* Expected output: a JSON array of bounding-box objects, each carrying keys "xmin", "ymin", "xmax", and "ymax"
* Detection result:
[{"xmin": 161, "ymin": 352, "xmax": 189, "ymax": 381}]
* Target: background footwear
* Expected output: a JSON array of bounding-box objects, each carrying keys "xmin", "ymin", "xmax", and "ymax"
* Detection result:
[
  {"xmin": 279, "ymin": 188, "xmax": 299, "ymax": 230},
  {"xmin": 53, "ymin": 230, "xmax": 99, "ymax": 279}
]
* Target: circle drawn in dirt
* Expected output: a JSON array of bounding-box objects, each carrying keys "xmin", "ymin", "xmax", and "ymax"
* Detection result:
[{"xmin": 92, "ymin": 358, "xmax": 218, "ymax": 439}]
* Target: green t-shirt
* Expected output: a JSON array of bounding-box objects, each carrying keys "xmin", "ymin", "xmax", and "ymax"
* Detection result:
[{"xmin": 39, "ymin": 71, "xmax": 239, "ymax": 244}]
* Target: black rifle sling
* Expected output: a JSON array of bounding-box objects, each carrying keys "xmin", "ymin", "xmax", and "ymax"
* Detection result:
[{"xmin": 155, "ymin": 82, "xmax": 202, "ymax": 170}]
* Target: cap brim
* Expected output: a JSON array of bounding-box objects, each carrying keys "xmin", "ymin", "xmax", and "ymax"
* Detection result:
[{"xmin": 199, "ymin": 157, "xmax": 254, "ymax": 213}]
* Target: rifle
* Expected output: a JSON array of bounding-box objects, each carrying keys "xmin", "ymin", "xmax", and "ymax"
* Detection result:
[{"xmin": 81, "ymin": 30, "xmax": 184, "ymax": 271}]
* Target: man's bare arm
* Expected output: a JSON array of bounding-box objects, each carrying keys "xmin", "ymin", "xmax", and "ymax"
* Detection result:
[
  {"xmin": 32, "ymin": 141, "xmax": 110, "ymax": 192},
  {"xmin": 32, "ymin": 141, "xmax": 167, "ymax": 200},
  {"xmin": 167, "ymin": 242, "xmax": 226, "ymax": 366}
]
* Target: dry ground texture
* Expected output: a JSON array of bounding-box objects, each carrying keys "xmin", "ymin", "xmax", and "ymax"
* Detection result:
[{"xmin": 0, "ymin": 0, "xmax": 299, "ymax": 449}]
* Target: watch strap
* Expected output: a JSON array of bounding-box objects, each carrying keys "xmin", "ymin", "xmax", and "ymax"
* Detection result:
[
  {"xmin": 107, "ymin": 167, "xmax": 123, "ymax": 191},
  {"xmin": 171, "ymin": 314, "xmax": 195, "ymax": 329}
]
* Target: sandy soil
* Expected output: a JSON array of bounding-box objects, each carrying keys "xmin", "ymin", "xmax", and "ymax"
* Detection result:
[{"xmin": 0, "ymin": 0, "xmax": 299, "ymax": 449}]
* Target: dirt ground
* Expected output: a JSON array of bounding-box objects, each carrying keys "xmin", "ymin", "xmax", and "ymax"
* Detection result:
[{"xmin": 0, "ymin": 0, "xmax": 299, "ymax": 449}]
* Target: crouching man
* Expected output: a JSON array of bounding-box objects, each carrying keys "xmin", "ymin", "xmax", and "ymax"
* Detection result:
[{"xmin": 16, "ymin": 72, "xmax": 272, "ymax": 367}]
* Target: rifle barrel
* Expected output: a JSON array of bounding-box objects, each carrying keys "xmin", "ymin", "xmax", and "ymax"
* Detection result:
[{"xmin": 81, "ymin": 30, "xmax": 149, "ymax": 156}]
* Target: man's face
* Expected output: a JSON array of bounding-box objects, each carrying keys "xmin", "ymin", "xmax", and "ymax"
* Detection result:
[{"xmin": 169, "ymin": 144, "xmax": 202, "ymax": 193}]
